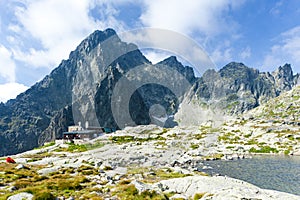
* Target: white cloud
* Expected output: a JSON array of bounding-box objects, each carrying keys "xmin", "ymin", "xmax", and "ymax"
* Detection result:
[
  {"xmin": 263, "ymin": 26, "xmax": 300, "ymax": 72},
  {"xmin": 11, "ymin": 0, "xmax": 97, "ymax": 68},
  {"xmin": 120, "ymin": 28, "xmax": 215, "ymax": 74},
  {"xmin": 240, "ymin": 46, "xmax": 251, "ymax": 59},
  {"xmin": 137, "ymin": 0, "xmax": 246, "ymax": 69},
  {"xmin": 140, "ymin": 0, "xmax": 243, "ymax": 36},
  {"xmin": 211, "ymin": 47, "xmax": 232, "ymax": 66},
  {"xmin": 0, "ymin": 82, "xmax": 28, "ymax": 103},
  {"xmin": 0, "ymin": 45, "xmax": 16, "ymax": 82},
  {"xmin": 142, "ymin": 50, "xmax": 172, "ymax": 64},
  {"xmin": 0, "ymin": 0, "xmax": 134, "ymax": 95},
  {"xmin": 9, "ymin": 0, "xmax": 127, "ymax": 69}
]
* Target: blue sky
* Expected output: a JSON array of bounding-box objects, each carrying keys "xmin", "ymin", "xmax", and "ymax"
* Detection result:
[{"xmin": 0, "ymin": 0, "xmax": 300, "ymax": 102}]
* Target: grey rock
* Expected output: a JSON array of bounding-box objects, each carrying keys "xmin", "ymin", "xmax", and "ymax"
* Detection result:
[
  {"xmin": 37, "ymin": 166, "xmax": 61, "ymax": 176},
  {"xmin": 131, "ymin": 180, "xmax": 152, "ymax": 193},
  {"xmin": 15, "ymin": 164, "xmax": 26, "ymax": 170},
  {"xmin": 7, "ymin": 192, "xmax": 33, "ymax": 200}
]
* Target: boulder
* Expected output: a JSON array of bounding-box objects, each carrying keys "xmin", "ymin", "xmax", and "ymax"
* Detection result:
[
  {"xmin": 37, "ymin": 166, "xmax": 61, "ymax": 176},
  {"xmin": 7, "ymin": 192, "xmax": 33, "ymax": 200},
  {"xmin": 170, "ymin": 194, "xmax": 188, "ymax": 200},
  {"xmin": 131, "ymin": 180, "xmax": 152, "ymax": 193},
  {"xmin": 15, "ymin": 164, "xmax": 28, "ymax": 170}
]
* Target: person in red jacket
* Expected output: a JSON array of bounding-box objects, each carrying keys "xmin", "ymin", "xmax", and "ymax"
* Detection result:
[{"xmin": 6, "ymin": 157, "xmax": 16, "ymax": 163}]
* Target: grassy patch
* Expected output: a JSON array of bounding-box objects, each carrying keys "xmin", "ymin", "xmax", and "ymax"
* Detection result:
[
  {"xmin": 55, "ymin": 142, "xmax": 105, "ymax": 153},
  {"xmin": 109, "ymin": 135, "xmax": 165, "ymax": 145},
  {"xmin": 155, "ymin": 141, "xmax": 167, "ymax": 147},
  {"xmin": 66, "ymin": 144, "xmax": 88, "ymax": 152},
  {"xmin": 194, "ymin": 193, "xmax": 213, "ymax": 199},
  {"xmin": 204, "ymin": 154, "xmax": 224, "ymax": 160},
  {"xmin": 193, "ymin": 134, "xmax": 205, "ymax": 140},
  {"xmin": 284, "ymin": 149, "xmax": 291, "ymax": 155},
  {"xmin": 190, "ymin": 143, "xmax": 199, "ymax": 150},
  {"xmin": 32, "ymin": 190, "xmax": 56, "ymax": 200},
  {"xmin": 0, "ymin": 163, "xmax": 101, "ymax": 199},
  {"xmin": 127, "ymin": 167, "xmax": 191, "ymax": 183},
  {"xmin": 24, "ymin": 152, "xmax": 53, "ymax": 162},
  {"xmin": 218, "ymin": 132, "xmax": 241, "ymax": 143},
  {"xmin": 34, "ymin": 141, "xmax": 55, "ymax": 150},
  {"xmin": 85, "ymin": 142, "xmax": 105, "ymax": 150},
  {"xmin": 244, "ymin": 139, "xmax": 258, "ymax": 145},
  {"xmin": 112, "ymin": 184, "xmax": 167, "ymax": 200},
  {"xmin": 226, "ymin": 146, "xmax": 235, "ymax": 149},
  {"xmin": 249, "ymin": 146, "xmax": 279, "ymax": 153}
]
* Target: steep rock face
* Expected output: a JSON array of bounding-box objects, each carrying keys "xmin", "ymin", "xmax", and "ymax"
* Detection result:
[
  {"xmin": 94, "ymin": 56, "xmax": 195, "ymax": 129},
  {"xmin": 0, "ymin": 29, "xmax": 195, "ymax": 156},
  {"xmin": 39, "ymin": 105, "xmax": 74, "ymax": 144},
  {"xmin": 272, "ymin": 64, "xmax": 298, "ymax": 92},
  {"xmin": 0, "ymin": 29, "xmax": 141, "ymax": 155},
  {"xmin": 180, "ymin": 62, "xmax": 299, "ymax": 117}
]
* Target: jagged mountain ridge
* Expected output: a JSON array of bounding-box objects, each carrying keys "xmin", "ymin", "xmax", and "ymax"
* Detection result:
[
  {"xmin": 0, "ymin": 29, "xmax": 195, "ymax": 156},
  {"xmin": 182, "ymin": 62, "xmax": 299, "ymax": 115},
  {"xmin": 0, "ymin": 28, "xmax": 299, "ymax": 156}
]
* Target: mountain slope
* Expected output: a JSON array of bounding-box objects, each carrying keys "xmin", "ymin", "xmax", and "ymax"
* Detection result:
[
  {"xmin": 248, "ymin": 84, "xmax": 300, "ymax": 123},
  {"xmin": 0, "ymin": 29, "xmax": 195, "ymax": 156},
  {"xmin": 176, "ymin": 62, "xmax": 299, "ymax": 125},
  {"xmin": 216, "ymin": 84, "xmax": 300, "ymax": 155}
]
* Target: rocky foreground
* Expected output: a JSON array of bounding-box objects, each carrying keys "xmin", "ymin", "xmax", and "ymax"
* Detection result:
[{"xmin": 1, "ymin": 125, "xmax": 299, "ymax": 200}]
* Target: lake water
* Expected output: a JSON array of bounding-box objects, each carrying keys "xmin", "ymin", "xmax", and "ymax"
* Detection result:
[{"xmin": 201, "ymin": 155, "xmax": 300, "ymax": 196}]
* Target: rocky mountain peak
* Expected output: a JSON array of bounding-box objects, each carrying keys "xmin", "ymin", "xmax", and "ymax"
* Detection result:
[
  {"xmin": 272, "ymin": 63, "xmax": 295, "ymax": 92},
  {"xmin": 219, "ymin": 62, "xmax": 259, "ymax": 80},
  {"xmin": 158, "ymin": 55, "xmax": 178, "ymax": 64},
  {"xmin": 0, "ymin": 28, "xmax": 201, "ymax": 156},
  {"xmin": 273, "ymin": 63, "xmax": 293, "ymax": 80},
  {"xmin": 74, "ymin": 28, "xmax": 118, "ymax": 54},
  {"xmin": 158, "ymin": 56, "xmax": 196, "ymax": 83}
]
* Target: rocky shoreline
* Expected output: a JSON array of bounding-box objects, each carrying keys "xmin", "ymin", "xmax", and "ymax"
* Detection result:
[{"xmin": 1, "ymin": 125, "xmax": 299, "ymax": 200}]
